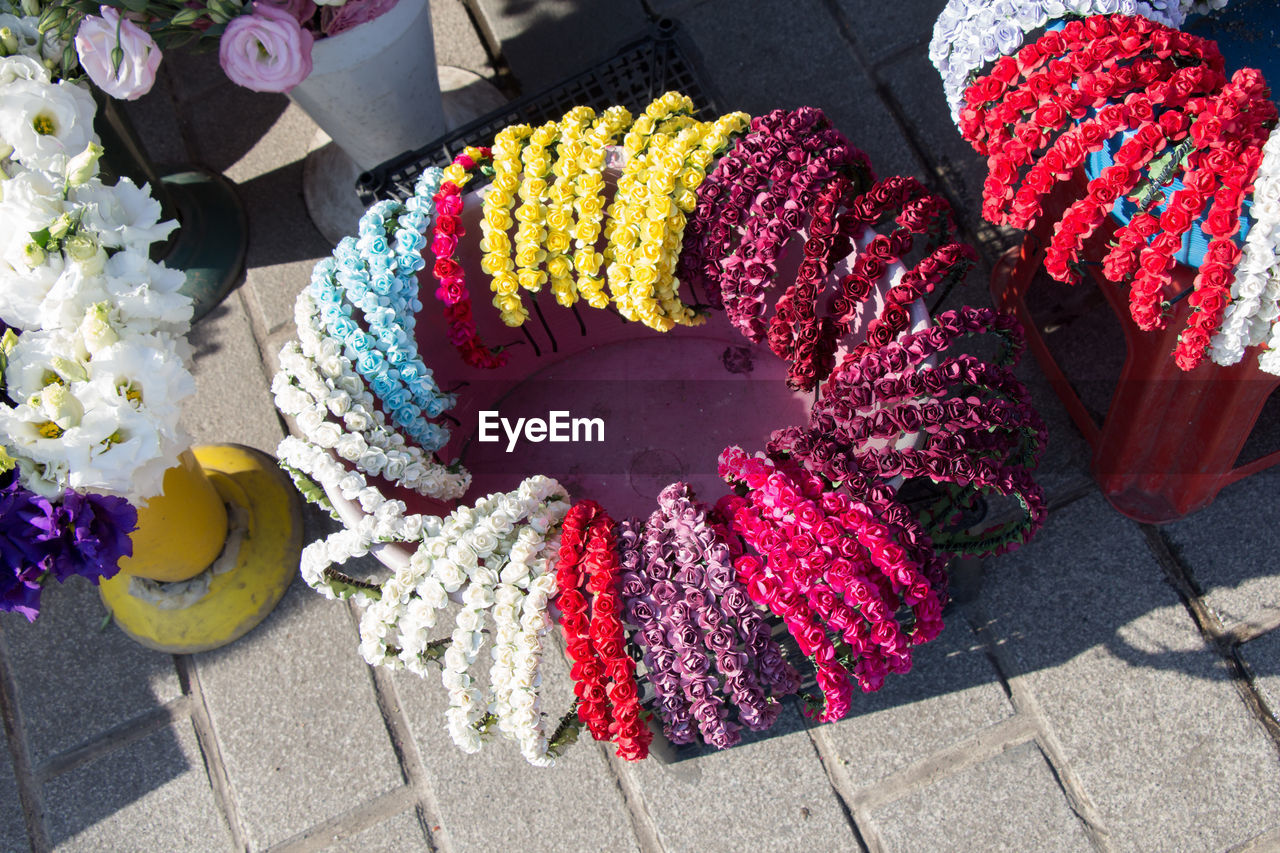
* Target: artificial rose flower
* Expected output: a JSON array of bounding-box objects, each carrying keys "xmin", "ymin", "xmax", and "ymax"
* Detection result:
[
  {"xmin": 218, "ymin": 5, "xmax": 313, "ymax": 94},
  {"xmin": 73, "ymin": 7, "xmax": 162, "ymax": 101}
]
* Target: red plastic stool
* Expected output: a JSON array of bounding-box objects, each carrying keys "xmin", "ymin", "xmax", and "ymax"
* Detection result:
[{"xmin": 991, "ymin": 177, "xmax": 1280, "ymax": 523}]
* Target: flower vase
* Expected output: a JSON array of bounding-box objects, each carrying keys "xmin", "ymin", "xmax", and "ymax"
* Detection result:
[
  {"xmin": 95, "ymin": 94, "xmax": 249, "ymax": 323},
  {"xmin": 98, "ymin": 444, "xmax": 303, "ymax": 653},
  {"xmin": 287, "ymin": 0, "xmax": 445, "ymax": 172},
  {"xmin": 287, "ymin": 0, "xmax": 507, "ymax": 243}
]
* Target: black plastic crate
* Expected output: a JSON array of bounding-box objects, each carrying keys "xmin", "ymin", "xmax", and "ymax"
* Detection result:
[{"xmin": 356, "ymin": 18, "xmax": 721, "ymax": 204}]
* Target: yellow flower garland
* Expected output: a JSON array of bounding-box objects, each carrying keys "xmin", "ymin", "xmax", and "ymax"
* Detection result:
[
  {"xmin": 458, "ymin": 93, "xmax": 750, "ymax": 335},
  {"xmin": 483, "ymin": 124, "xmax": 533, "ymax": 326},
  {"xmin": 514, "ymin": 120, "xmax": 559, "ymax": 299},
  {"xmin": 605, "ymin": 91, "xmax": 695, "ymax": 329},
  {"xmin": 572, "ymin": 105, "xmax": 632, "ymax": 309},
  {"xmin": 546, "ymin": 106, "xmax": 596, "ymax": 307}
]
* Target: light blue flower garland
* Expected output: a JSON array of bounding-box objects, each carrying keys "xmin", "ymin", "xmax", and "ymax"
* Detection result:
[{"xmin": 307, "ymin": 170, "xmax": 454, "ymax": 451}]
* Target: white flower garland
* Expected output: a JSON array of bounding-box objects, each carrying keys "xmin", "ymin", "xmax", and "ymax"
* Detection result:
[
  {"xmin": 486, "ymin": 521, "xmax": 562, "ymax": 766},
  {"xmin": 276, "ymin": 434, "xmax": 434, "ymax": 601},
  {"xmin": 930, "ymin": 0, "xmax": 1186, "ymax": 126},
  {"xmin": 1210, "ymin": 125, "xmax": 1280, "ymax": 375},
  {"xmin": 273, "ymin": 340, "xmax": 470, "ymax": 501}
]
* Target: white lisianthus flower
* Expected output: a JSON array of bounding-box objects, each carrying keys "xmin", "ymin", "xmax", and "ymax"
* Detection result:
[
  {"xmin": 72, "ymin": 176, "xmax": 177, "ymax": 252},
  {"xmin": 100, "ymin": 249, "xmax": 192, "ymax": 334},
  {"xmin": 71, "ymin": 382, "xmax": 185, "ymax": 501},
  {"xmin": 0, "ymin": 169, "xmax": 66, "ymax": 269},
  {"xmin": 0, "ymin": 76, "xmax": 97, "ymax": 172},
  {"xmin": 4, "ymin": 326, "xmax": 85, "ymax": 395},
  {"xmin": 78, "ymin": 302, "xmax": 119, "ymax": 356},
  {"xmin": 85, "ymin": 334, "xmax": 196, "ymax": 425},
  {"xmin": 0, "ymin": 14, "xmax": 64, "ymax": 66},
  {"xmin": 31, "ymin": 260, "xmax": 110, "ymax": 332}
]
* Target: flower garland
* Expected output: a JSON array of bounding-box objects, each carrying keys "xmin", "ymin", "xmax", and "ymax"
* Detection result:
[
  {"xmin": 953, "ymin": 13, "xmax": 1278, "ymax": 372},
  {"xmin": 276, "ymin": 92, "xmax": 1053, "ymax": 765},
  {"xmin": 279, "ymin": 429, "xmax": 576, "ymax": 766},
  {"xmin": 545, "ymin": 106, "xmax": 596, "ymax": 307},
  {"xmin": 571, "ymin": 106, "xmax": 634, "ymax": 308},
  {"xmin": 432, "ymin": 148, "xmax": 510, "ymax": 368},
  {"xmin": 1212, "ymin": 125, "xmax": 1280, "ymax": 373},
  {"xmin": 718, "ymin": 449, "xmax": 949, "ymax": 720},
  {"xmin": 930, "ymin": 0, "xmax": 1197, "ymax": 126},
  {"xmin": 553, "ymin": 502, "xmax": 652, "ymax": 759}
]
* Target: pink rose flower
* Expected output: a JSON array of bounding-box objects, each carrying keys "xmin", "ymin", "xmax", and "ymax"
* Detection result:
[
  {"xmin": 73, "ymin": 7, "xmax": 162, "ymax": 101},
  {"xmin": 218, "ymin": 5, "xmax": 313, "ymax": 93}
]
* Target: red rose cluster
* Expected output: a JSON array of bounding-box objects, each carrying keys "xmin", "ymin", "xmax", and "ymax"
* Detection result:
[{"xmin": 958, "ymin": 14, "xmax": 1277, "ymax": 371}]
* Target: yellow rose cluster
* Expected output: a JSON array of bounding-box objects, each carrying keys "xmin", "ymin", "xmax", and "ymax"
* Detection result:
[{"xmin": 474, "ymin": 92, "xmax": 750, "ymax": 330}]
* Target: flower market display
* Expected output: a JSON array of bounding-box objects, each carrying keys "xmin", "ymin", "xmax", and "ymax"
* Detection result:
[
  {"xmin": 932, "ymin": 4, "xmax": 1280, "ymax": 374},
  {"xmin": 273, "ymin": 93, "xmax": 1049, "ymax": 766},
  {"xmin": 35, "ymin": 0, "xmax": 398, "ymax": 96},
  {"xmin": 0, "ymin": 12, "xmax": 196, "ymax": 619}
]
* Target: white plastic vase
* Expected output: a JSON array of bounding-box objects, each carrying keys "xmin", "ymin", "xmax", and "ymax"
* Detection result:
[{"xmin": 288, "ymin": 0, "xmax": 446, "ymax": 171}]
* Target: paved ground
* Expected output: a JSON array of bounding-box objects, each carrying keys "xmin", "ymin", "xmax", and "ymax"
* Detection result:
[{"xmin": 2, "ymin": 1, "xmax": 1280, "ymax": 851}]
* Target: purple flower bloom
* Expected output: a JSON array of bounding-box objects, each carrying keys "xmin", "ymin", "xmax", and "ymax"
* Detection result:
[
  {"xmin": 0, "ymin": 472, "xmax": 137, "ymax": 622},
  {"xmin": 44, "ymin": 491, "xmax": 137, "ymax": 583},
  {"xmin": 0, "ymin": 473, "xmax": 51, "ymax": 621}
]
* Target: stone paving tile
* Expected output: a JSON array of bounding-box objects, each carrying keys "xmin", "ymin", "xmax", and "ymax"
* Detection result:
[
  {"xmin": 866, "ymin": 741, "xmax": 1092, "ymax": 852},
  {"xmin": 193, "ymin": 569, "xmax": 405, "ymax": 851},
  {"xmin": 390, "ymin": 635, "xmax": 640, "ymax": 853},
  {"xmin": 0, "ymin": 726, "xmax": 28, "ymax": 853},
  {"xmin": 1163, "ymin": 464, "xmax": 1280, "ymax": 636},
  {"xmin": 41, "ymin": 720, "xmax": 232, "ymax": 853},
  {"xmin": 0, "ymin": 578, "xmax": 181, "ymax": 765},
  {"xmin": 979, "ymin": 493, "xmax": 1280, "ymax": 851},
  {"xmin": 431, "ymin": 0, "xmax": 495, "ymax": 75},
  {"xmin": 181, "ymin": 291, "xmax": 286, "ymax": 455},
  {"xmin": 621, "ymin": 701, "xmax": 856, "ymax": 853},
  {"xmin": 677, "ymin": 0, "xmax": 925, "ymax": 183},
  {"xmin": 320, "ymin": 809, "xmax": 429, "ymax": 852},
  {"xmin": 471, "ymin": 0, "xmax": 649, "ymax": 94},
  {"xmin": 834, "ymin": 0, "xmax": 946, "ymax": 65},
  {"xmin": 1240, "ymin": 629, "xmax": 1280, "ymax": 722},
  {"xmin": 817, "ymin": 614, "xmax": 1015, "ymax": 791}
]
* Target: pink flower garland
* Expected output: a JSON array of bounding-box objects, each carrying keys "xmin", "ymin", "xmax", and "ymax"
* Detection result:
[
  {"xmin": 429, "ymin": 148, "xmax": 510, "ymax": 369},
  {"xmin": 717, "ymin": 449, "xmax": 949, "ymax": 720}
]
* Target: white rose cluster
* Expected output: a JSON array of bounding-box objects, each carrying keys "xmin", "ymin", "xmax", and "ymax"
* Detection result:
[
  {"xmin": 1210, "ymin": 125, "xmax": 1280, "ymax": 374},
  {"xmin": 929, "ymin": 0, "xmax": 1191, "ymax": 126},
  {"xmin": 0, "ymin": 44, "xmax": 194, "ymax": 504}
]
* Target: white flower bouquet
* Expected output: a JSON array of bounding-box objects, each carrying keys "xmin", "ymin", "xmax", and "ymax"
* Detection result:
[{"xmin": 0, "ymin": 26, "xmax": 195, "ymax": 507}]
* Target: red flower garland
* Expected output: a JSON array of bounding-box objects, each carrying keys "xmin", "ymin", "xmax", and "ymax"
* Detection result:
[{"xmin": 554, "ymin": 501, "xmax": 651, "ymax": 760}]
